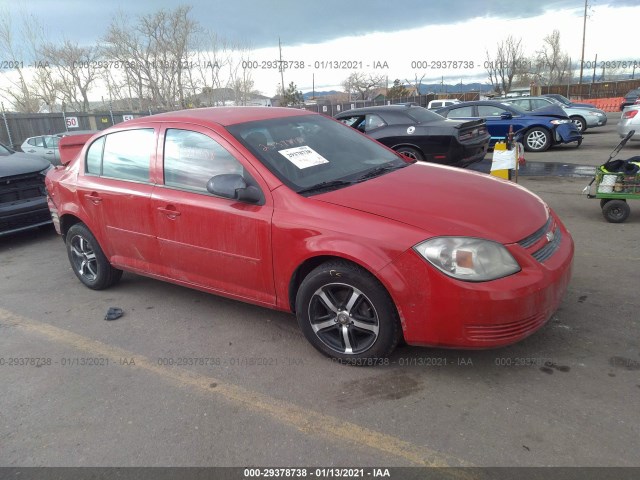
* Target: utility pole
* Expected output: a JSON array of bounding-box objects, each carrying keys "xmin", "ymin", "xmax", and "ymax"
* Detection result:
[
  {"xmin": 278, "ymin": 37, "xmax": 285, "ymax": 98},
  {"xmin": 578, "ymin": 0, "xmax": 588, "ymax": 84}
]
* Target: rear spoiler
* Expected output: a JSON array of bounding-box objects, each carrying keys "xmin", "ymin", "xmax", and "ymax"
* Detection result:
[{"xmin": 59, "ymin": 133, "xmax": 97, "ymax": 166}]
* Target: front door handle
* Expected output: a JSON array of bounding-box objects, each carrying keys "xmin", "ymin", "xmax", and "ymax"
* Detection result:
[{"xmin": 157, "ymin": 206, "xmax": 181, "ymax": 219}]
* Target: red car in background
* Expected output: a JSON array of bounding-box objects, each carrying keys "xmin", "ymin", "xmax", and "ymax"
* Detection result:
[{"xmin": 45, "ymin": 107, "xmax": 574, "ymax": 363}]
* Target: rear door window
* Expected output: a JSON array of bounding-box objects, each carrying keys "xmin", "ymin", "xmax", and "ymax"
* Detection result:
[
  {"xmin": 445, "ymin": 106, "xmax": 474, "ymax": 118},
  {"xmin": 86, "ymin": 129, "xmax": 155, "ymax": 182},
  {"xmin": 478, "ymin": 105, "xmax": 509, "ymax": 117}
]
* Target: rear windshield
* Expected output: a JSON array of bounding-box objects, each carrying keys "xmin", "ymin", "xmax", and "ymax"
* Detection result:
[
  {"xmin": 226, "ymin": 115, "xmax": 406, "ymax": 192},
  {"xmin": 404, "ymin": 107, "xmax": 445, "ymax": 123}
]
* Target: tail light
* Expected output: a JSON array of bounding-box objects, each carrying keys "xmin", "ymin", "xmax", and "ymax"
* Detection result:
[{"xmin": 622, "ymin": 110, "xmax": 638, "ymax": 119}]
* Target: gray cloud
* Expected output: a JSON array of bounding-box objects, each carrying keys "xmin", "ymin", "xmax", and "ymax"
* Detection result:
[{"xmin": 4, "ymin": 0, "xmax": 630, "ymax": 48}]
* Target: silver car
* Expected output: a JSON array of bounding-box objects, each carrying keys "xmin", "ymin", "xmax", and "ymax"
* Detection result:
[
  {"xmin": 618, "ymin": 105, "xmax": 640, "ymax": 141},
  {"xmin": 502, "ymin": 96, "xmax": 607, "ymax": 133},
  {"xmin": 21, "ymin": 131, "xmax": 97, "ymax": 166}
]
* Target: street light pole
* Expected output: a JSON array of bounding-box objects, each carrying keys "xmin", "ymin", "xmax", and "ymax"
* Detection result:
[{"xmin": 578, "ymin": 0, "xmax": 588, "ymax": 84}]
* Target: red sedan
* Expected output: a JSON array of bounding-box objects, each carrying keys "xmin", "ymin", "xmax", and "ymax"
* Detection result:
[{"xmin": 46, "ymin": 107, "xmax": 574, "ymax": 363}]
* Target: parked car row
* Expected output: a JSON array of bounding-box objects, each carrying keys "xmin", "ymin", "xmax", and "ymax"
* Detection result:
[
  {"xmin": 502, "ymin": 96, "xmax": 607, "ymax": 133},
  {"xmin": 435, "ymin": 101, "xmax": 582, "ymax": 152}
]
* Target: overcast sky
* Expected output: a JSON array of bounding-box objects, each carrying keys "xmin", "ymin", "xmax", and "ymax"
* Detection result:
[{"xmin": 2, "ymin": 0, "xmax": 639, "ymax": 96}]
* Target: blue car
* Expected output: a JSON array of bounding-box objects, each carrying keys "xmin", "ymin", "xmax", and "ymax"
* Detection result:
[{"xmin": 436, "ymin": 101, "xmax": 582, "ymax": 152}]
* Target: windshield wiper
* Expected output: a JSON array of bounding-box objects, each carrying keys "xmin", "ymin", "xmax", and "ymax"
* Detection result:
[
  {"xmin": 297, "ymin": 179, "xmax": 354, "ymax": 195},
  {"xmin": 354, "ymin": 163, "xmax": 407, "ymax": 182}
]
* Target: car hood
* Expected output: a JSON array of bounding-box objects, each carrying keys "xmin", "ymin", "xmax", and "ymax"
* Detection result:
[
  {"xmin": 313, "ymin": 163, "xmax": 548, "ymax": 244},
  {"xmin": 0, "ymin": 153, "xmax": 50, "ymax": 178},
  {"xmin": 529, "ymin": 105, "xmax": 569, "ymax": 119}
]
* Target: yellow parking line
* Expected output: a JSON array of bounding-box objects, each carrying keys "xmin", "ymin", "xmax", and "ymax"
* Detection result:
[{"xmin": 1, "ymin": 307, "xmax": 474, "ymax": 472}]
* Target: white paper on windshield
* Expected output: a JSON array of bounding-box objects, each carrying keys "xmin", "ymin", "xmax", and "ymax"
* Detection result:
[{"xmin": 278, "ymin": 146, "xmax": 329, "ymax": 169}]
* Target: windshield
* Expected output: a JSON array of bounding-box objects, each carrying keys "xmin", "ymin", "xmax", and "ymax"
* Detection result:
[
  {"xmin": 551, "ymin": 95, "xmax": 571, "ymax": 105},
  {"xmin": 226, "ymin": 114, "xmax": 407, "ymax": 194}
]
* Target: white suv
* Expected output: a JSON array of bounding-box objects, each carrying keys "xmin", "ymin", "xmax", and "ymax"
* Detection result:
[{"xmin": 427, "ymin": 99, "xmax": 461, "ymax": 110}]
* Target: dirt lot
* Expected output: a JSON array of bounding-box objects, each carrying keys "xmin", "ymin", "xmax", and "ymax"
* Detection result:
[{"xmin": 1, "ymin": 115, "xmax": 638, "ymax": 474}]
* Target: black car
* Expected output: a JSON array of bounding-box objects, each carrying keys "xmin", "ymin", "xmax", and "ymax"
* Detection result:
[
  {"xmin": 334, "ymin": 104, "xmax": 490, "ymax": 167},
  {"xmin": 620, "ymin": 89, "xmax": 640, "ymax": 111},
  {"xmin": 1, "ymin": 153, "xmax": 53, "ymax": 237}
]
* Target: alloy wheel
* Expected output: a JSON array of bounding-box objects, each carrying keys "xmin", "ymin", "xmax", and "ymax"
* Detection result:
[{"xmin": 308, "ymin": 283, "xmax": 380, "ymax": 355}]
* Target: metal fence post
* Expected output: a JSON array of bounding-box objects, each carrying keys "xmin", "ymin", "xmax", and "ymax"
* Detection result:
[{"xmin": 1, "ymin": 103, "xmax": 13, "ymax": 147}]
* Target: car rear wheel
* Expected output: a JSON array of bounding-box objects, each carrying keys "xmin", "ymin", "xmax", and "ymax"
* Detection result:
[
  {"xmin": 523, "ymin": 128, "xmax": 551, "ymax": 152},
  {"xmin": 66, "ymin": 223, "xmax": 122, "ymax": 290},
  {"xmin": 570, "ymin": 116, "xmax": 587, "ymax": 133},
  {"xmin": 395, "ymin": 146, "xmax": 424, "ymax": 161},
  {"xmin": 602, "ymin": 199, "xmax": 630, "ymax": 223},
  {"xmin": 295, "ymin": 260, "xmax": 401, "ymax": 363}
]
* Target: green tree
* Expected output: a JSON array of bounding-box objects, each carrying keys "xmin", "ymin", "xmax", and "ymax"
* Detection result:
[
  {"xmin": 386, "ymin": 79, "xmax": 410, "ymax": 99},
  {"xmin": 281, "ymin": 81, "xmax": 303, "ymax": 106}
]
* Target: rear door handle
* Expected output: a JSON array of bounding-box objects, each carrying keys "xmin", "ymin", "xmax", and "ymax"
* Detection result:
[
  {"xmin": 157, "ymin": 206, "xmax": 181, "ymax": 219},
  {"xmin": 84, "ymin": 193, "xmax": 102, "ymax": 205}
]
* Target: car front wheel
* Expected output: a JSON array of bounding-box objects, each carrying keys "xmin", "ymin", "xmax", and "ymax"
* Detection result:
[
  {"xmin": 66, "ymin": 223, "xmax": 123, "ymax": 290},
  {"xmin": 524, "ymin": 128, "xmax": 551, "ymax": 152},
  {"xmin": 295, "ymin": 261, "xmax": 401, "ymax": 363},
  {"xmin": 570, "ymin": 116, "xmax": 587, "ymax": 133}
]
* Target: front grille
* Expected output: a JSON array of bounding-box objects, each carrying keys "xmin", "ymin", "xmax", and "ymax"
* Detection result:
[
  {"xmin": 517, "ymin": 216, "xmax": 562, "ymax": 263},
  {"xmin": 465, "ymin": 312, "xmax": 548, "ymax": 342},
  {"xmin": 531, "ymin": 227, "xmax": 562, "ymax": 263},
  {"xmin": 0, "ymin": 173, "xmax": 46, "ymax": 203},
  {"xmin": 517, "ymin": 217, "xmax": 552, "ymax": 248}
]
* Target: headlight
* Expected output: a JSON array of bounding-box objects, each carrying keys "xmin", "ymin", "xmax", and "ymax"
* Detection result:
[
  {"xmin": 587, "ymin": 111, "xmax": 604, "ymax": 116},
  {"xmin": 414, "ymin": 237, "xmax": 520, "ymax": 282},
  {"xmin": 550, "ymin": 119, "xmax": 572, "ymax": 125}
]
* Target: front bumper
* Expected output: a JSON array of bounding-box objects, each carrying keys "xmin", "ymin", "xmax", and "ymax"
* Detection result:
[
  {"xmin": 584, "ymin": 113, "xmax": 608, "ymax": 128},
  {"xmin": 379, "ymin": 211, "xmax": 574, "ymax": 348},
  {"xmin": 0, "ymin": 196, "xmax": 52, "ymax": 237}
]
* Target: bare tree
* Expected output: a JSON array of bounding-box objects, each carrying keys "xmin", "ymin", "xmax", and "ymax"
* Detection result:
[
  {"xmin": 534, "ymin": 30, "xmax": 571, "ymax": 85},
  {"xmin": 405, "ymin": 73, "xmax": 426, "ymax": 96},
  {"xmin": 0, "ymin": 10, "xmax": 42, "ymax": 112},
  {"xmin": 102, "ymin": 5, "xmax": 199, "ymax": 110},
  {"xmin": 188, "ymin": 33, "xmax": 235, "ymax": 106},
  {"xmin": 485, "ymin": 36, "xmax": 527, "ymax": 94},
  {"xmin": 40, "ymin": 40, "xmax": 100, "ymax": 112},
  {"xmin": 342, "ymin": 72, "xmax": 385, "ymax": 100}
]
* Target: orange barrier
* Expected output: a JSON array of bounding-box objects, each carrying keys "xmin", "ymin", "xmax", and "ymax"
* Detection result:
[{"xmin": 584, "ymin": 97, "xmax": 624, "ymax": 112}]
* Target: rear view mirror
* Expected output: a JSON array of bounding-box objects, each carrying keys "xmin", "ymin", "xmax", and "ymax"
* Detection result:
[
  {"xmin": 500, "ymin": 112, "xmax": 513, "ymax": 120},
  {"xmin": 206, "ymin": 174, "xmax": 263, "ymax": 204}
]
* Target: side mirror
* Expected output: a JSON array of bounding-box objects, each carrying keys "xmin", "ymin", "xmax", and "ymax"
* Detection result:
[
  {"xmin": 206, "ymin": 174, "xmax": 262, "ymax": 204},
  {"xmin": 500, "ymin": 112, "xmax": 513, "ymax": 120}
]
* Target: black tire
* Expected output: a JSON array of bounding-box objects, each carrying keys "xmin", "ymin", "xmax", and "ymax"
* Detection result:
[
  {"xmin": 66, "ymin": 223, "xmax": 123, "ymax": 290},
  {"xmin": 395, "ymin": 146, "xmax": 424, "ymax": 161},
  {"xmin": 599, "ymin": 198, "xmax": 612, "ymax": 208},
  {"xmin": 523, "ymin": 127, "xmax": 551, "ymax": 152},
  {"xmin": 295, "ymin": 260, "xmax": 401, "ymax": 363},
  {"xmin": 570, "ymin": 116, "xmax": 587, "ymax": 133},
  {"xmin": 602, "ymin": 200, "xmax": 630, "ymax": 223}
]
